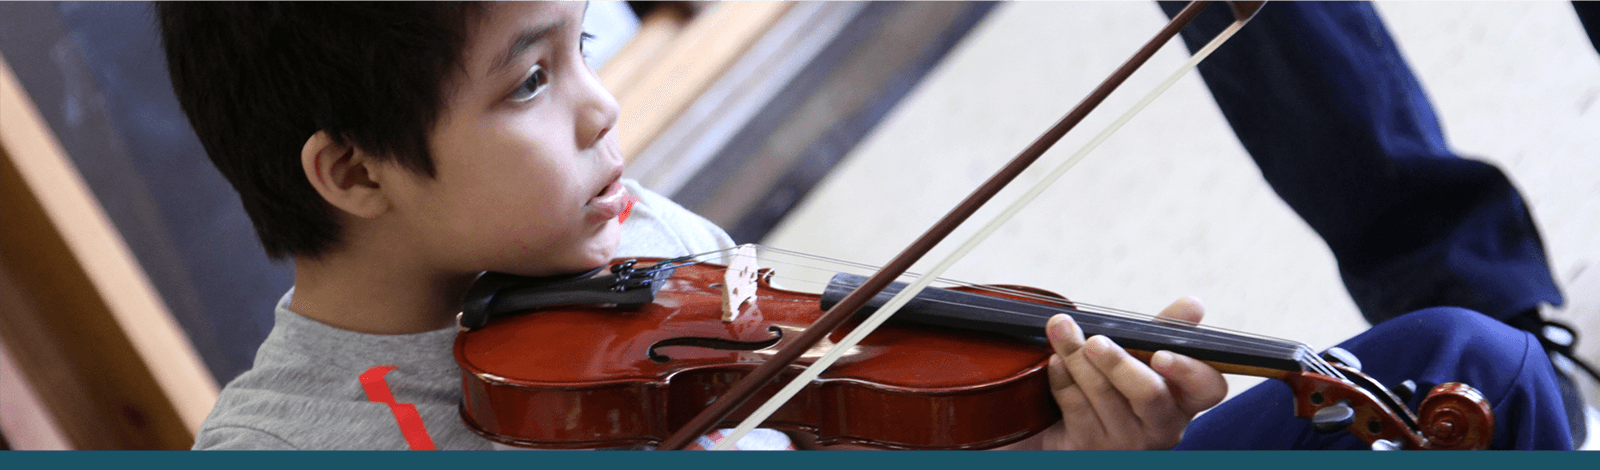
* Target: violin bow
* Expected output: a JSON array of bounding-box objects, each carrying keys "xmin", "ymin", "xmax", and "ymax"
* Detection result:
[{"xmin": 659, "ymin": 0, "xmax": 1265, "ymax": 450}]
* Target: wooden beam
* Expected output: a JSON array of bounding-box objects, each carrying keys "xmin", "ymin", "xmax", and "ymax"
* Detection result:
[
  {"xmin": 0, "ymin": 329, "xmax": 70, "ymax": 449},
  {"xmin": 0, "ymin": 53, "xmax": 217, "ymax": 448},
  {"xmin": 599, "ymin": 5, "xmax": 689, "ymax": 98},
  {"xmin": 608, "ymin": 2, "xmax": 793, "ymax": 163}
]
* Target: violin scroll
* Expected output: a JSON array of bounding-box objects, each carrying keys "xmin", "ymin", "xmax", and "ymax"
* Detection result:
[
  {"xmin": 1416, "ymin": 382, "xmax": 1493, "ymax": 450},
  {"xmin": 1284, "ymin": 364, "xmax": 1493, "ymax": 450}
]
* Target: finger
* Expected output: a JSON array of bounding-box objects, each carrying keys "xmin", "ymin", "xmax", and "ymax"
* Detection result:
[
  {"xmin": 1045, "ymin": 314, "xmax": 1086, "ymax": 398},
  {"xmin": 1155, "ymin": 296, "xmax": 1205, "ymax": 325},
  {"xmin": 1065, "ymin": 336, "xmax": 1144, "ymax": 442},
  {"xmin": 1048, "ymin": 354, "xmax": 1108, "ymax": 441},
  {"xmin": 1082, "ymin": 335, "xmax": 1182, "ymax": 431},
  {"xmin": 1047, "ymin": 347, "xmax": 1075, "ymax": 393},
  {"xmin": 1046, "ymin": 314, "xmax": 1086, "ymax": 358},
  {"xmin": 1149, "ymin": 350, "xmax": 1229, "ymax": 415}
]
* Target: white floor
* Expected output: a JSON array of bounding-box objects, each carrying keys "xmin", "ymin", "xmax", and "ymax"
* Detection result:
[{"xmin": 760, "ymin": 1, "xmax": 1600, "ymax": 447}]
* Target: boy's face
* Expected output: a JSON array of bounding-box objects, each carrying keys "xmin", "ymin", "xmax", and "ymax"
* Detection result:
[{"xmin": 383, "ymin": 2, "xmax": 625, "ymax": 276}]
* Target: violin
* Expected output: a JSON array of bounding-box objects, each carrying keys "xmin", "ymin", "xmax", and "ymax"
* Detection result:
[
  {"xmin": 453, "ymin": 246, "xmax": 1494, "ymax": 450},
  {"xmin": 458, "ymin": 0, "xmax": 1495, "ymax": 451}
]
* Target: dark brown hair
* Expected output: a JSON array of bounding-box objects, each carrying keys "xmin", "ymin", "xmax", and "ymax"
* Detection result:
[{"xmin": 155, "ymin": 2, "xmax": 482, "ymax": 259}]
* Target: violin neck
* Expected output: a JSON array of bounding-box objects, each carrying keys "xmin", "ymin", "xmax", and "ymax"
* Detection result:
[{"xmin": 821, "ymin": 273, "xmax": 1307, "ymax": 377}]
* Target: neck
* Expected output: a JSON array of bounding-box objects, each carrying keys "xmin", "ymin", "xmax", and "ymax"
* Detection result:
[
  {"xmin": 821, "ymin": 272, "xmax": 1309, "ymax": 376},
  {"xmin": 289, "ymin": 247, "xmax": 477, "ymax": 335}
]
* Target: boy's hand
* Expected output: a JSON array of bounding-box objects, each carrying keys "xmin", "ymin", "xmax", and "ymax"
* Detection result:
[{"xmin": 1037, "ymin": 297, "xmax": 1227, "ymax": 450}]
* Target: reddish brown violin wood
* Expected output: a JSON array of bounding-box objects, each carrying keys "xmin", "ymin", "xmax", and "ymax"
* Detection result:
[
  {"xmin": 455, "ymin": 260, "xmax": 1059, "ymax": 449},
  {"xmin": 457, "ymin": 256, "xmax": 1496, "ymax": 450},
  {"xmin": 1416, "ymin": 383, "xmax": 1493, "ymax": 450},
  {"xmin": 1286, "ymin": 367, "xmax": 1426, "ymax": 449}
]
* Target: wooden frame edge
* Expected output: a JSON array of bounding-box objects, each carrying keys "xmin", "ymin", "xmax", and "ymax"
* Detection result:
[
  {"xmin": 610, "ymin": 2, "xmax": 795, "ymax": 163},
  {"xmin": 0, "ymin": 54, "xmax": 219, "ymax": 435}
]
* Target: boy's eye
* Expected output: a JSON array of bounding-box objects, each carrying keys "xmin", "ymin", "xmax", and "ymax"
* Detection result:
[
  {"xmin": 580, "ymin": 32, "xmax": 595, "ymax": 59},
  {"xmin": 511, "ymin": 65, "xmax": 549, "ymax": 103}
]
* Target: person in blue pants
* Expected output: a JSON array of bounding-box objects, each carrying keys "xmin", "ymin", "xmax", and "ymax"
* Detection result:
[
  {"xmin": 1178, "ymin": 307, "xmax": 1572, "ymax": 449},
  {"xmin": 1154, "ymin": 1, "xmax": 1597, "ymax": 448}
]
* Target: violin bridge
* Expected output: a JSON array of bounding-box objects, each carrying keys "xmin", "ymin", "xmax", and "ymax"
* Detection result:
[{"xmin": 722, "ymin": 244, "xmax": 759, "ymax": 322}]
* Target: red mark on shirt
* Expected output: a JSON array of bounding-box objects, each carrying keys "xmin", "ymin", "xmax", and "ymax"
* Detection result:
[
  {"xmin": 359, "ymin": 365, "xmax": 437, "ymax": 450},
  {"xmin": 618, "ymin": 195, "xmax": 637, "ymax": 224}
]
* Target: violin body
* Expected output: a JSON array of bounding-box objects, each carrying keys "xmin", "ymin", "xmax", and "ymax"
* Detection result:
[
  {"xmin": 454, "ymin": 258, "xmax": 1060, "ymax": 449},
  {"xmin": 456, "ymin": 252, "xmax": 1495, "ymax": 450}
]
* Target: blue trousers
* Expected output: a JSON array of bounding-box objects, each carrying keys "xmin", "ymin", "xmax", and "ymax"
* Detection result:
[
  {"xmin": 1177, "ymin": 308, "xmax": 1572, "ymax": 449},
  {"xmin": 1151, "ymin": 1, "xmax": 1579, "ymax": 449},
  {"xmin": 1156, "ymin": 1, "xmax": 1563, "ymax": 326}
]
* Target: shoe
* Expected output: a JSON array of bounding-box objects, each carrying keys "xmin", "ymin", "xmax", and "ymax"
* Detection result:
[{"xmin": 1509, "ymin": 312, "xmax": 1599, "ymax": 448}]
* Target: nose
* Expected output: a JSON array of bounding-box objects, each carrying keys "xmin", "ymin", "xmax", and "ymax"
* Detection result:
[{"xmin": 574, "ymin": 62, "xmax": 621, "ymax": 152}]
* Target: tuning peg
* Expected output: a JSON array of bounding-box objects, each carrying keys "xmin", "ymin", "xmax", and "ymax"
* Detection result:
[
  {"xmin": 1312, "ymin": 402, "xmax": 1356, "ymax": 433},
  {"xmin": 1320, "ymin": 347, "xmax": 1362, "ymax": 372},
  {"xmin": 1391, "ymin": 379, "xmax": 1418, "ymax": 403},
  {"xmin": 1370, "ymin": 439, "xmax": 1402, "ymax": 451}
]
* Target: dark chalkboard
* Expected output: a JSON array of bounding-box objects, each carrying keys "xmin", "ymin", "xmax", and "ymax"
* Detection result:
[{"xmin": 1, "ymin": 1, "xmax": 290, "ymax": 385}]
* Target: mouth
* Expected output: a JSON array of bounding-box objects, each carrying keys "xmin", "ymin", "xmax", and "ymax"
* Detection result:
[{"xmin": 585, "ymin": 174, "xmax": 629, "ymax": 220}]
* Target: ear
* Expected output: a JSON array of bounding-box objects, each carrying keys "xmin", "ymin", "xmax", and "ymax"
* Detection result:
[{"xmin": 301, "ymin": 131, "xmax": 391, "ymax": 219}]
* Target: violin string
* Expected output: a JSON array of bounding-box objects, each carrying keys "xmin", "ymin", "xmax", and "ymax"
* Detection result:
[
  {"xmin": 1308, "ymin": 346, "xmax": 1347, "ymax": 380},
  {"xmin": 724, "ymin": 249, "xmax": 1308, "ymax": 359},
  {"xmin": 869, "ymin": 289, "xmax": 1302, "ymax": 360},
  {"xmin": 756, "ymin": 271, "xmax": 1304, "ymax": 360},
  {"xmin": 749, "ymin": 244, "xmax": 1303, "ymax": 343},
  {"xmin": 660, "ymin": 251, "xmax": 1362, "ymax": 437},
  {"xmin": 717, "ymin": 246, "xmax": 1312, "ymax": 361},
  {"xmin": 657, "ymin": 255, "xmax": 1354, "ymax": 442},
  {"xmin": 687, "ymin": 251, "xmax": 1309, "ymax": 364}
]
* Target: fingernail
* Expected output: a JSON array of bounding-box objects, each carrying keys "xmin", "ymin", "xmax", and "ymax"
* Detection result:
[{"xmin": 1048, "ymin": 315, "xmax": 1070, "ymax": 340}]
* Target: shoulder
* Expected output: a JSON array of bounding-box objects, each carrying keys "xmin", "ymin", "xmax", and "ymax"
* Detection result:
[
  {"xmin": 195, "ymin": 369, "xmax": 405, "ymax": 450},
  {"xmin": 191, "ymin": 310, "xmax": 493, "ymax": 450},
  {"xmin": 198, "ymin": 363, "xmax": 492, "ymax": 450},
  {"xmin": 618, "ymin": 179, "xmax": 735, "ymax": 258}
]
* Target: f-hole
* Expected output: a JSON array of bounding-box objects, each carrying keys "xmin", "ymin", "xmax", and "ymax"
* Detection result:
[{"xmin": 647, "ymin": 326, "xmax": 784, "ymax": 363}]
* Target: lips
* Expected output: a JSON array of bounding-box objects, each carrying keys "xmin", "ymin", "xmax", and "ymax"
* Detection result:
[{"xmin": 586, "ymin": 178, "xmax": 629, "ymax": 220}]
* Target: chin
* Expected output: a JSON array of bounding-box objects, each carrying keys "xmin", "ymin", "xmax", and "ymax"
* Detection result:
[
  {"xmin": 493, "ymin": 222, "xmax": 622, "ymax": 277},
  {"xmin": 573, "ymin": 225, "xmax": 622, "ymax": 269}
]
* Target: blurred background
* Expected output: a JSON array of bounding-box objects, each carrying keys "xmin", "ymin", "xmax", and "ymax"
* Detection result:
[{"xmin": 2, "ymin": 1, "xmax": 1595, "ymax": 449}]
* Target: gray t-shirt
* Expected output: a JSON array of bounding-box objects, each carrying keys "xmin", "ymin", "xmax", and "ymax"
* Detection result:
[{"xmin": 193, "ymin": 181, "xmax": 735, "ymax": 450}]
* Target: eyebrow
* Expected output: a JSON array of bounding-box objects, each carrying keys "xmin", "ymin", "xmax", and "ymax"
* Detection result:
[{"xmin": 492, "ymin": 19, "xmax": 568, "ymax": 76}]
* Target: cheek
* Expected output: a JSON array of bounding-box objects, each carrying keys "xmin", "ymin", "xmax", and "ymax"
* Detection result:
[
  {"xmin": 472, "ymin": 175, "xmax": 578, "ymax": 248},
  {"xmin": 457, "ymin": 164, "xmax": 598, "ymax": 269},
  {"xmin": 426, "ymin": 110, "xmax": 610, "ymax": 272}
]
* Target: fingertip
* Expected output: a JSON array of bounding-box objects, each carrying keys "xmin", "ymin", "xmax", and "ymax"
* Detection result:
[
  {"xmin": 1151, "ymin": 351, "xmax": 1228, "ymax": 412},
  {"xmin": 1151, "ymin": 350, "xmax": 1202, "ymax": 380},
  {"xmin": 1047, "ymin": 314, "xmax": 1076, "ymax": 341},
  {"xmin": 1183, "ymin": 296, "xmax": 1205, "ymax": 320},
  {"xmin": 1150, "ymin": 350, "xmax": 1173, "ymax": 372},
  {"xmin": 1159, "ymin": 297, "xmax": 1206, "ymax": 324},
  {"xmin": 1152, "ymin": 350, "xmax": 1202, "ymax": 376},
  {"xmin": 1084, "ymin": 335, "xmax": 1114, "ymax": 357}
]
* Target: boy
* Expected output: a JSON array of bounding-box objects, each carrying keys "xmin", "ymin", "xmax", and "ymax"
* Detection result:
[{"xmin": 158, "ymin": 2, "xmax": 1570, "ymax": 450}]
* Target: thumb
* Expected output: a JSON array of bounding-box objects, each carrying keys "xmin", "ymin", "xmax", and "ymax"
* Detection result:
[{"xmin": 1149, "ymin": 350, "xmax": 1228, "ymax": 415}]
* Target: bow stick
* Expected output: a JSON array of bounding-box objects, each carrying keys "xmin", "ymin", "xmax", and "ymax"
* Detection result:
[{"xmin": 659, "ymin": 0, "xmax": 1264, "ymax": 450}]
